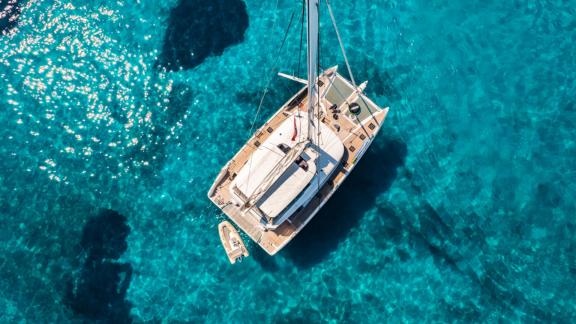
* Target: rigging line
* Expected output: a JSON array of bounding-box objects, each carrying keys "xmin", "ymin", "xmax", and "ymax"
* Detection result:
[
  {"xmin": 248, "ymin": 6, "xmax": 298, "ymax": 139},
  {"xmin": 324, "ymin": 0, "xmax": 356, "ymax": 87},
  {"xmin": 270, "ymin": 0, "xmax": 281, "ymax": 34},
  {"xmin": 245, "ymin": 4, "xmax": 299, "ymax": 194},
  {"xmin": 316, "ymin": 0, "xmax": 321, "ymax": 193},
  {"xmin": 297, "ymin": 0, "xmax": 305, "ymax": 78},
  {"xmin": 296, "ymin": 1, "xmax": 306, "ymax": 143},
  {"xmin": 325, "ymin": 0, "xmax": 376, "ymax": 120}
]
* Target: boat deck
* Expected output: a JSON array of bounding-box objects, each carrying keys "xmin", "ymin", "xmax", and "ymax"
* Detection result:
[{"xmin": 208, "ymin": 69, "xmax": 388, "ymax": 255}]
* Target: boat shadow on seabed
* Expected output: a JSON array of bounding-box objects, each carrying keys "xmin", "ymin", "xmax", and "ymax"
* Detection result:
[{"xmin": 251, "ymin": 134, "xmax": 407, "ymax": 270}]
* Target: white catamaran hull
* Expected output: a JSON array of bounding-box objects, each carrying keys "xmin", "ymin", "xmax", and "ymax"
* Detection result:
[
  {"xmin": 208, "ymin": 0, "xmax": 389, "ymax": 256},
  {"xmin": 208, "ymin": 67, "xmax": 388, "ymax": 255}
]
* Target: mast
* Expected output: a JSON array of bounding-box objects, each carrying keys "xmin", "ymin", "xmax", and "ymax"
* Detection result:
[{"xmin": 306, "ymin": 0, "xmax": 319, "ymax": 141}]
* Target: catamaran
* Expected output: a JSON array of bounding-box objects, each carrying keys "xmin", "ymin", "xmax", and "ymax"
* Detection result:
[{"xmin": 208, "ymin": 0, "xmax": 389, "ymax": 255}]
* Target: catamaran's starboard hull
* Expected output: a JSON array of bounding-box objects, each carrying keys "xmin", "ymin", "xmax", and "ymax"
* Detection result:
[{"xmin": 208, "ymin": 67, "xmax": 388, "ymax": 255}]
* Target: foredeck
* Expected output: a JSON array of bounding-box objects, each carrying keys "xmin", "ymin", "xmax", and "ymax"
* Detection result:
[{"xmin": 208, "ymin": 69, "xmax": 389, "ymax": 255}]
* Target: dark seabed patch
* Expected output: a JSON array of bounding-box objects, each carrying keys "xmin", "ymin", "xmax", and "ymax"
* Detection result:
[
  {"xmin": 65, "ymin": 209, "xmax": 133, "ymax": 323},
  {"xmin": 0, "ymin": 0, "xmax": 20, "ymax": 35},
  {"xmin": 159, "ymin": 0, "xmax": 249, "ymax": 71}
]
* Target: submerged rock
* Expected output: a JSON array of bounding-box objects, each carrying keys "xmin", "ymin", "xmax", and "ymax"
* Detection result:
[
  {"xmin": 66, "ymin": 210, "xmax": 133, "ymax": 323},
  {"xmin": 159, "ymin": 0, "xmax": 249, "ymax": 71},
  {"xmin": 0, "ymin": 0, "xmax": 20, "ymax": 35}
]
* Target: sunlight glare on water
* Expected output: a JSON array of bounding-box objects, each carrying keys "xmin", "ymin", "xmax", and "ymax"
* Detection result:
[{"xmin": 0, "ymin": 0, "xmax": 575, "ymax": 322}]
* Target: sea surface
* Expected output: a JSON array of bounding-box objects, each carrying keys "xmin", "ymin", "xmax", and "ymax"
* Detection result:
[{"xmin": 1, "ymin": 0, "xmax": 575, "ymax": 322}]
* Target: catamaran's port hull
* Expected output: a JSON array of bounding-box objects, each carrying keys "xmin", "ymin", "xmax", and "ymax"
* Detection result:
[{"xmin": 207, "ymin": 67, "xmax": 388, "ymax": 255}]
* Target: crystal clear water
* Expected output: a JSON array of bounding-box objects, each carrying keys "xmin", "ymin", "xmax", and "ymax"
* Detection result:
[{"xmin": 1, "ymin": 0, "xmax": 575, "ymax": 322}]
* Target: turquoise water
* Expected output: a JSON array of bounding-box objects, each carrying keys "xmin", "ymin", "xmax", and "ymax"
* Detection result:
[{"xmin": 1, "ymin": 0, "xmax": 575, "ymax": 322}]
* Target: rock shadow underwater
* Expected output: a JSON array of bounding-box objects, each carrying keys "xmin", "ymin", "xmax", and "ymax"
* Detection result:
[
  {"xmin": 158, "ymin": 0, "xmax": 249, "ymax": 71},
  {"xmin": 65, "ymin": 209, "xmax": 133, "ymax": 323}
]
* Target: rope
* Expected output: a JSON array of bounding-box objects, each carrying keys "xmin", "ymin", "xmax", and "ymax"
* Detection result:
[
  {"xmin": 325, "ymin": 0, "xmax": 356, "ymax": 87},
  {"xmin": 248, "ymin": 2, "xmax": 298, "ymax": 139},
  {"xmin": 296, "ymin": 0, "xmax": 305, "ymax": 142},
  {"xmin": 248, "ymin": 8, "xmax": 298, "ymax": 138},
  {"xmin": 316, "ymin": 2, "xmax": 321, "ymax": 192},
  {"xmin": 325, "ymin": 0, "xmax": 376, "ymax": 121},
  {"xmin": 297, "ymin": 0, "xmax": 305, "ymax": 78},
  {"xmin": 245, "ymin": 3, "xmax": 299, "ymax": 195}
]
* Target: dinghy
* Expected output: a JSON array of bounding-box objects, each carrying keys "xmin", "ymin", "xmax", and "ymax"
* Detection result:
[{"xmin": 218, "ymin": 221, "xmax": 249, "ymax": 264}]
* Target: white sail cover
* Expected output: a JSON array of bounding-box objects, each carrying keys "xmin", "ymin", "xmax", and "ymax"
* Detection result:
[{"xmin": 230, "ymin": 114, "xmax": 344, "ymax": 218}]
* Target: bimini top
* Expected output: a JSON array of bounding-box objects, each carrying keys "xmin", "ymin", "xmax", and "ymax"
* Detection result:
[{"xmin": 231, "ymin": 112, "xmax": 344, "ymax": 218}]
